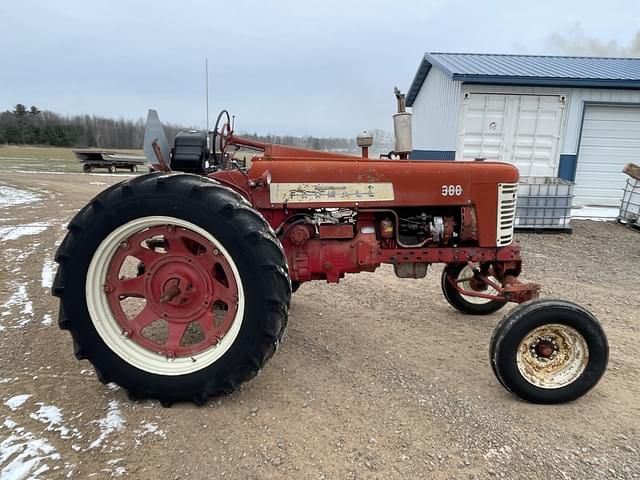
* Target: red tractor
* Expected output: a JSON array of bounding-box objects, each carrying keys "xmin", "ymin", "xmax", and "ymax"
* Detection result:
[{"xmin": 53, "ymin": 93, "xmax": 608, "ymax": 406}]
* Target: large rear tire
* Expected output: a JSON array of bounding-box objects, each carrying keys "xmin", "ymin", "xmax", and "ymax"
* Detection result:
[
  {"xmin": 490, "ymin": 299, "xmax": 608, "ymax": 404},
  {"xmin": 53, "ymin": 173, "xmax": 290, "ymax": 406}
]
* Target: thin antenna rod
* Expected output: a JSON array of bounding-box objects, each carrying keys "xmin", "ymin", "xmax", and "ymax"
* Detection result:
[{"xmin": 205, "ymin": 58, "xmax": 210, "ymax": 134}]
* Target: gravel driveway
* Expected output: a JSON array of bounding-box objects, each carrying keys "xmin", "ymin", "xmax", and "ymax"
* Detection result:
[{"xmin": 0, "ymin": 171, "xmax": 638, "ymax": 479}]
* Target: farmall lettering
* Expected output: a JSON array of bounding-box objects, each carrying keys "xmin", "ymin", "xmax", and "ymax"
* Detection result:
[
  {"xmin": 52, "ymin": 92, "xmax": 608, "ymax": 407},
  {"xmin": 270, "ymin": 182, "xmax": 395, "ymax": 203}
]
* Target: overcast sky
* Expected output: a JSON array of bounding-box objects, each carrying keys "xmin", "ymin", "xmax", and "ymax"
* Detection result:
[{"xmin": 1, "ymin": 0, "xmax": 639, "ymax": 137}]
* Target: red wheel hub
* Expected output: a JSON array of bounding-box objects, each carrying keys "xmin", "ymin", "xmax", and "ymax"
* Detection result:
[
  {"xmin": 534, "ymin": 339, "xmax": 556, "ymax": 359},
  {"xmin": 104, "ymin": 224, "xmax": 239, "ymax": 357}
]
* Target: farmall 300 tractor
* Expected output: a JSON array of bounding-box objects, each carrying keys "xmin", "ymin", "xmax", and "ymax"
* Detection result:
[{"xmin": 52, "ymin": 91, "xmax": 608, "ymax": 406}]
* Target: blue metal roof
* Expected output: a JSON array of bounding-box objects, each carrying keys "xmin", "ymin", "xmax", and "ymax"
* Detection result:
[{"xmin": 406, "ymin": 53, "xmax": 640, "ymax": 107}]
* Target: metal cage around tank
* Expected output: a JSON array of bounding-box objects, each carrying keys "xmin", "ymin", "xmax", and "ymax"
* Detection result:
[
  {"xmin": 515, "ymin": 177, "xmax": 574, "ymax": 233},
  {"xmin": 618, "ymin": 177, "xmax": 640, "ymax": 229}
]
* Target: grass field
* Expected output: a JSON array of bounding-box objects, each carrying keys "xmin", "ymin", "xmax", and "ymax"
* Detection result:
[{"xmin": 0, "ymin": 145, "xmax": 144, "ymax": 173}]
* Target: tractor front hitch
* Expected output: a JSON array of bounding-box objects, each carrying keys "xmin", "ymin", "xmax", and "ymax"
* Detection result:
[{"xmin": 446, "ymin": 263, "xmax": 540, "ymax": 304}]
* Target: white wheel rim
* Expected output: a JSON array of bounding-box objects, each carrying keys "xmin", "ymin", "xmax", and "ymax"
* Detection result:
[
  {"xmin": 457, "ymin": 265, "xmax": 499, "ymax": 305},
  {"xmin": 516, "ymin": 324, "xmax": 589, "ymax": 389},
  {"xmin": 86, "ymin": 216, "xmax": 245, "ymax": 376}
]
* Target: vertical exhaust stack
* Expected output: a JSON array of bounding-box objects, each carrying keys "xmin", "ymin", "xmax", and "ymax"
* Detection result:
[{"xmin": 393, "ymin": 87, "xmax": 412, "ymax": 159}]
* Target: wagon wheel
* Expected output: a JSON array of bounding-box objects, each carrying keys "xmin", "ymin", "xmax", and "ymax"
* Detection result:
[
  {"xmin": 490, "ymin": 299, "xmax": 608, "ymax": 403},
  {"xmin": 53, "ymin": 173, "xmax": 291, "ymax": 406}
]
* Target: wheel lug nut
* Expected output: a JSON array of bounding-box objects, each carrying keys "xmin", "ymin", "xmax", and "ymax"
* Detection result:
[
  {"xmin": 213, "ymin": 249, "xmax": 219, "ymax": 255},
  {"xmin": 103, "ymin": 283, "xmax": 114, "ymax": 293},
  {"xmin": 120, "ymin": 241, "xmax": 129, "ymax": 249}
]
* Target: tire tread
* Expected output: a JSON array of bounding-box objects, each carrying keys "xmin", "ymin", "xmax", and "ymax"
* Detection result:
[{"xmin": 52, "ymin": 172, "xmax": 290, "ymax": 406}]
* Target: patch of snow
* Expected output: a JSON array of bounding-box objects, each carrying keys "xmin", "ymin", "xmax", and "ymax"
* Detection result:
[
  {"xmin": 3, "ymin": 419, "xmax": 17, "ymax": 429},
  {"xmin": 41, "ymin": 314, "xmax": 52, "ymax": 326},
  {"xmin": 12, "ymin": 171, "xmax": 67, "ymax": 175},
  {"xmin": 0, "ymin": 419, "xmax": 61, "ymax": 480},
  {"xmin": 571, "ymin": 206, "xmax": 619, "ymax": 219},
  {"xmin": 10, "ymin": 170, "xmax": 137, "ymax": 178},
  {"xmin": 4, "ymin": 395, "xmax": 31, "ymax": 411},
  {"xmin": 1, "ymin": 283, "xmax": 33, "ymax": 327},
  {"xmin": 0, "ymin": 186, "xmax": 42, "ymax": 208},
  {"xmin": 134, "ymin": 421, "xmax": 166, "ymax": 446},
  {"xmin": 0, "ymin": 223, "xmax": 49, "ymax": 242},
  {"xmin": 106, "ymin": 459, "xmax": 127, "ymax": 477},
  {"xmin": 88, "ymin": 401, "xmax": 125, "ymax": 450},
  {"xmin": 2, "ymin": 284, "xmax": 33, "ymax": 327},
  {"xmin": 41, "ymin": 260, "xmax": 56, "ymax": 289},
  {"xmin": 89, "ymin": 182, "xmax": 107, "ymax": 186},
  {"xmin": 111, "ymin": 465, "xmax": 127, "ymax": 477},
  {"xmin": 28, "ymin": 403, "xmax": 82, "ymax": 442},
  {"xmin": 87, "ymin": 173, "xmax": 136, "ymax": 178},
  {"xmin": 30, "ymin": 405, "xmax": 62, "ymax": 426}
]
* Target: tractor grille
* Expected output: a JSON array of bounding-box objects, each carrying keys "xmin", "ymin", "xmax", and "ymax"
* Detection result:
[{"xmin": 496, "ymin": 183, "xmax": 518, "ymax": 246}]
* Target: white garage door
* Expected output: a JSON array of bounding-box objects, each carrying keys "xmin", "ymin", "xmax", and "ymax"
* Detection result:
[
  {"xmin": 574, "ymin": 105, "xmax": 640, "ymax": 206},
  {"xmin": 457, "ymin": 93, "xmax": 565, "ymax": 176}
]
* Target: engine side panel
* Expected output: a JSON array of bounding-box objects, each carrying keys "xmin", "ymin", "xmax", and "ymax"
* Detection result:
[{"xmin": 244, "ymin": 158, "xmax": 519, "ymax": 247}]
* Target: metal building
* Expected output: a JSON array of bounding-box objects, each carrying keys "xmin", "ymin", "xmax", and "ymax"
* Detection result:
[{"xmin": 406, "ymin": 53, "xmax": 640, "ymax": 207}]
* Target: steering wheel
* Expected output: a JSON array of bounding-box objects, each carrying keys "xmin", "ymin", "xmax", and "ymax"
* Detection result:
[{"xmin": 212, "ymin": 109, "xmax": 233, "ymax": 165}]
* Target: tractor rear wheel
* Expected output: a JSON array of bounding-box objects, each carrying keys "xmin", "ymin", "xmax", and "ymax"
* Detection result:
[
  {"xmin": 53, "ymin": 173, "xmax": 290, "ymax": 405},
  {"xmin": 441, "ymin": 263, "xmax": 506, "ymax": 315},
  {"xmin": 490, "ymin": 299, "xmax": 608, "ymax": 404}
]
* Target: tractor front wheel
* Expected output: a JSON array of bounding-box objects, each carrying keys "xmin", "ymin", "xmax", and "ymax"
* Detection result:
[
  {"xmin": 441, "ymin": 263, "xmax": 506, "ymax": 315},
  {"xmin": 53, "ymin": 173, "xmax": 291, "ymax": 405},
  {"xmin": 490, "ymin": 299, "xmax": 608, "ymax": 403}
]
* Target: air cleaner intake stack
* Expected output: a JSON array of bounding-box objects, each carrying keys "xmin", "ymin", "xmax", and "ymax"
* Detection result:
[{"xmin": 356, "ymin": 131, "xmax": 374, "ymax": 158}]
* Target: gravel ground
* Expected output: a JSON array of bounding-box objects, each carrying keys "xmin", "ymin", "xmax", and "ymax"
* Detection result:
[{"xmin": 0, "ymin": 171, "xmax": 638, "ymax": 479}]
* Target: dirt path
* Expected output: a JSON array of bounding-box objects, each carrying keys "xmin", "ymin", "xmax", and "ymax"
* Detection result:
[{"xmin": 1, "ymin": 172, "xmax": 638, "ymax": 479}]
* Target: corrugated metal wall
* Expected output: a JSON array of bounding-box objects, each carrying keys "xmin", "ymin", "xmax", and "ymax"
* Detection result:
[
  {"xmin": 414, "ymin": 76, "xmax": 640, "ymax": 152},
  {"xmin": 411, "ymin": 67, "xmax": 640, "ymax": 176},
  {"xmin": 563, "ymin": 88, "xmax": 640, "ymax": 153},
  {"xmin": 411, "ymin": 67, "xmax": 462, "ymax": 152}
]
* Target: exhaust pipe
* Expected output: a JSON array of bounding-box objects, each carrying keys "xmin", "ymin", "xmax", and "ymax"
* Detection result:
[{"xmin": 392, "ymin": 87, "xmax": 412, "ymax": 159}]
